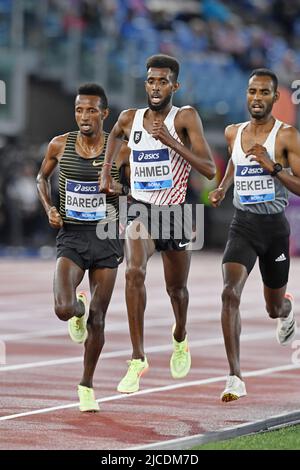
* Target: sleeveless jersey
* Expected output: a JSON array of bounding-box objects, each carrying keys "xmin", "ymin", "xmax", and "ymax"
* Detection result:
[
  {"xmin": 128, "ymin": 106, "xmax": 191, "ymax": 206},
  {"xmin": 232, "ymin": 119, "xmax": 289, "ymax": 214},
  {"xmin": 58, "ymin": 131, "xmax": 119, "ymax": 225}
]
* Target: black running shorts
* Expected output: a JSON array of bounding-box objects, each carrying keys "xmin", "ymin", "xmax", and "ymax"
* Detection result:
[
  {"xmin": 223, "ymin": 209, "xmax": 290, "ymax": 289},
  {"xmin": 56, "ymin": 224, "xmax": 124, "ymax": 270},
  {"xmin": 126, "ymin": 199, "xmax": 193, "ymax": 252}
]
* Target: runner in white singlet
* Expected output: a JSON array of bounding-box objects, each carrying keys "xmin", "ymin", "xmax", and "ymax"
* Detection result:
[
  {"xmin": 209, "ymin": 69, "xmax": 300, "ymax": 403},
  {"xmin": 101, "ymin": 54, "xmax": 216, "ymax": 393}
]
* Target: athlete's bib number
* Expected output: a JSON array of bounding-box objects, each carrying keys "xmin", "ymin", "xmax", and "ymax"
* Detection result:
[
  {"xmin": 235, "ymin": 164, "xmax": 275, "ymax": 204},
  {"xmin": 132, "ymin": 148, "xmax": 173, "ymax": 191},
  {"xmin": 65, "ymin": 180, "xmax": 106, "ymax": 220}
]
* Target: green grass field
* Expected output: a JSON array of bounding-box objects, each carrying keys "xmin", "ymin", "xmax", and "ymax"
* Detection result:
[{"xmin": 193, "ymin": 425, "xmax": 300, "ymax": 450}]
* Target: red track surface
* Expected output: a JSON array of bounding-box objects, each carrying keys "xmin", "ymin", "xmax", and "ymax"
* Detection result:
[{"xmin": 0, "ymin": 253, "xmax": 299, "ymax": 450}]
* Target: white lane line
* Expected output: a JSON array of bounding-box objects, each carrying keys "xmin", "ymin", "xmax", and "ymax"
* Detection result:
[
  {"xmin": 0, "ymin": 330, "xmax": 274, "ymax": 372},
  {"xmin": 1, "ymin": 298, "xmax": 266, "ymax": 341},
  {"xmin": 0, "ymin": 362, "xmax": 299, "ymax": 422},
  {"xmin": 0, "ymin": 298, "xmax": 210, "ymax": 339}
]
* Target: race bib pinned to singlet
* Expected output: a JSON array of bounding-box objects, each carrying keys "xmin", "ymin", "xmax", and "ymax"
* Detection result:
[
  {"xmin": 235, "ymin": 164, "xmax": 275, "ymax": 204},
  {"xmin": 132, "ymin": 148, "xmax": 173, "ymax": 191},
  {"xmin": 65, "ymin": 180, "xmax": 106, "ymax": 220}
]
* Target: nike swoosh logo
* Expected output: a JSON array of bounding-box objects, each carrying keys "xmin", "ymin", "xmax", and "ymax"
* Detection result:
[
  {"xmin": 92, "ymin": 161, "xmax": 103, "ymax": 167},
  {"xmin": 178, "ymin": 241, "xmax": 190, "ymax": 248}
]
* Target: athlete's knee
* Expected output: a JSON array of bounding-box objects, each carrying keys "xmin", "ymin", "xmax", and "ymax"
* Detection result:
[
  {"xmin": 87, "ymin": 310, "xmax": 105, "ymax": 332},
  {"xmin": 126, "ymin": 266, "xmax": 146, "ymax": 287},
  {"xmin": 166, "ymin": 285, "xmax": 188, "ymax": 303},
  {"xmin": 54, "ymin": 302, "xmax": 75, "ymax": 321},
  {"xmin": 222, "ymin": 285, "xmax": 241, "ymax": 310}
]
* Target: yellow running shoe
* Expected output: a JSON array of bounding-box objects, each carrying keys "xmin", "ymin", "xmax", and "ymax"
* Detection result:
[
  {"xmin": 68, "ymin": 292, "xmax": 88, "ymax": 344},
  {"xmin": 170, "ymin": 326, "xmax": 191, "ymax": 379},
  {"xmin": 77, "ymin": 385, "xmax": 100, "ymax": 412},
  {"xmin": 117, "ymin": 357, "xmax": 149, "ymax": 393}
]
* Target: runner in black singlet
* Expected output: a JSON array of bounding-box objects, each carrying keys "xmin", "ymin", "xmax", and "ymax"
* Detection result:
[{"xmin": 37, "ymin": 83, "xmax": 129, "ymax": 412}]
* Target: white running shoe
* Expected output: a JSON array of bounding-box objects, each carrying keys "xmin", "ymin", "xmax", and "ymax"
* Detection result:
[
  {"xmin": 276, "ymin": 293, "xmax": 297, "ymax": 346},
  {"xmin": 221, "ymin": 375, "xmax": 247, "ymax": 402}
]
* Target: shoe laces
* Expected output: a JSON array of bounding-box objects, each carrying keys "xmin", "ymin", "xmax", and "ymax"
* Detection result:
[
  {"xmin": 279, "ymin": 313, "xmax": 294, "ymax": 330},
  {"xmin": 173, "ymin": 341, "xmax": 188, "ymax": 363},
  {"xmin": 226, "ymin": 376, "xmax": 237, "ymax": 387},
  {"xmin": 126, "ymin": 359, "xmax": 144, "ymax": 376},
  {"xmin": 79, "ymin": 386, "xmax": 94, "ymax": 399}
]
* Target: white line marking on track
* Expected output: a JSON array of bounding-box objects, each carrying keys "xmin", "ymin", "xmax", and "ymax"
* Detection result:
[
  {"xmin": 1, "ymin": 304, "xmax": 268, "ymax": 341},
  {"xmin": 0, "ymin": 362, "xmax": 299, "ymax": 422},
  {"xmin": 0, "ymin": 330, "xmax": 274, "ymax": 371}
]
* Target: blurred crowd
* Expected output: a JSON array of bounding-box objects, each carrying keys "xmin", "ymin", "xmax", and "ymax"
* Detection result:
[
  {"xmin": 0, "ymin": 141, "xmax": 57, "ymax": 250},
  {"xmin": 1, "ymin": 0, "xmax": 300, "ymax": 79},
  {"xmin": 1, "ymin": 0, "xmax": 300, "ymax": 120},
  {"xmin": 1, "ymin": 0, "xmax": 300, "ymax": 249}
]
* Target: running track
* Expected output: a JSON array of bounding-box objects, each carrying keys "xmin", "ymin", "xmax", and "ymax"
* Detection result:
[{"xmin": 0, "ymin": 253, "xmax": 299, "ymax": 450}]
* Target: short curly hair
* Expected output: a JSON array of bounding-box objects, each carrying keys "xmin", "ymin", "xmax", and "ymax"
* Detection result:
[
  {"xmin": 77, "ymin": 83, "xmax": 108, "ymax": 108},
  {"xmin": 146, "ymin": 54, "xmax": 180, "ymax": 81}
]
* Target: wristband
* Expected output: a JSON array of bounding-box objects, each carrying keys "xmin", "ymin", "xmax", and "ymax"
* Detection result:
[{"xmin": 270, "ymin": 163, "xmax": 283, "ymax": 177}]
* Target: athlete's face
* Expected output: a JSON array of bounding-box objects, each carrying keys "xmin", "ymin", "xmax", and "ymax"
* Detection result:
[
  {"xmin": 75, "ymin": 95, "xmax": 108, "ymax": 136},
  {"xmin": 145, "ymin": 68, "xmax": 179, "ymax": 111},
  {"xmin": 247, "ymin": 75, "xmax": 279, "ymax": 119}
]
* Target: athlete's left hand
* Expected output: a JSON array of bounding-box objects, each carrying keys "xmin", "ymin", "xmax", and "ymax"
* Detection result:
[
  {"xmin": 151, "ymin": 120, "xmax": 175, "ymax": 146},
  {"xmin": 245, "ymin": 144, "xmax": 274, "ymax": 173}
]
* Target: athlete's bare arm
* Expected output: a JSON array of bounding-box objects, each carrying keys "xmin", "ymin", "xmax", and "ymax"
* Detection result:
[
  {"xmin": 274, "ymin": 126, "xmax": 300, "ymax": 194},
  {"xmin": 275, "ymin": 126, "xmax": 300, "ymax": 196},
  {"xmin": 208, "ymin": 124, "xmax": 237, "ymax": 207},
  {"xmin": 107, "ymin": 140, "xmax": 131, "ymax": 195},
  {"xmin": 151, "ymin": 106, "xmax": 216, "ymax": 179},
  {"xmin": 100, "ymin": 109, "xmax": 135, "ymax": 193},
  {"xmin": 36, "ymin": 134, "xmax": 67, "ymax": 228},
  {"xmin": 115, "ymin": 140, "xmax": 131, "ymax": 183}
]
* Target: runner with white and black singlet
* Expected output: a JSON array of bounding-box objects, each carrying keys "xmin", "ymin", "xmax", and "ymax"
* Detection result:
[{"xmin": 100, "ymin": 54, "xmax": 216, "ymax": 394}]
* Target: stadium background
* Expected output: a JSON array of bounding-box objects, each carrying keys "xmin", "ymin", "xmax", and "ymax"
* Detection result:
[{"xmin": 0, "ymin": 0, "xmax": 300, "ymax": 254}]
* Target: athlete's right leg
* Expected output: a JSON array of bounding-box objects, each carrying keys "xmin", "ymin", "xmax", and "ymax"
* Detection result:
[
  {"xmin": 80, "ymin": 267, "xmax": 118, "ymax": 389},
  {"xmin": 220, "ymin": 212, "xmax": 261, "ymax": 401},
  {"xmin": 221, "ymin": 262, "xmax": 248, "ymax": 379},
  {"xmin": 125, "ymin": 221, "xmax": 155, "ymax": 360},
  {"xmin": 221, "ymin": 229, "xmax": 258, "ymax": 378},
  {"xmin": 117, "ymin": 222, "xmax": 155, "ymax": 394},
  {"xmin": 162, "ymin": 249, "xmax": 192, "ymax": 379},
  {"xmin": 162, "ymin": 249, "xmax": 191, "ymax": 342},
  {"xmin": 53, "ymin": 256, "xmax": 85, "ymax": 321},
  {"xmin": 220, "ymin": 262, "xmax": 250, "ymax": 402}
]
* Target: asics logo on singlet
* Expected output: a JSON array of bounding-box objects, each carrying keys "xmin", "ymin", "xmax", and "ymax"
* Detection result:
[
  {"xmin": 241, "ymin": 167, "xmax": 264, "ymax": 176},
  {"xmin": 138, "ymin": 152, "xmax": 160, "ymax": 161},
  {"xmin": 74, "ymin": 184, "xmax": 97, "ymax": 192}
]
